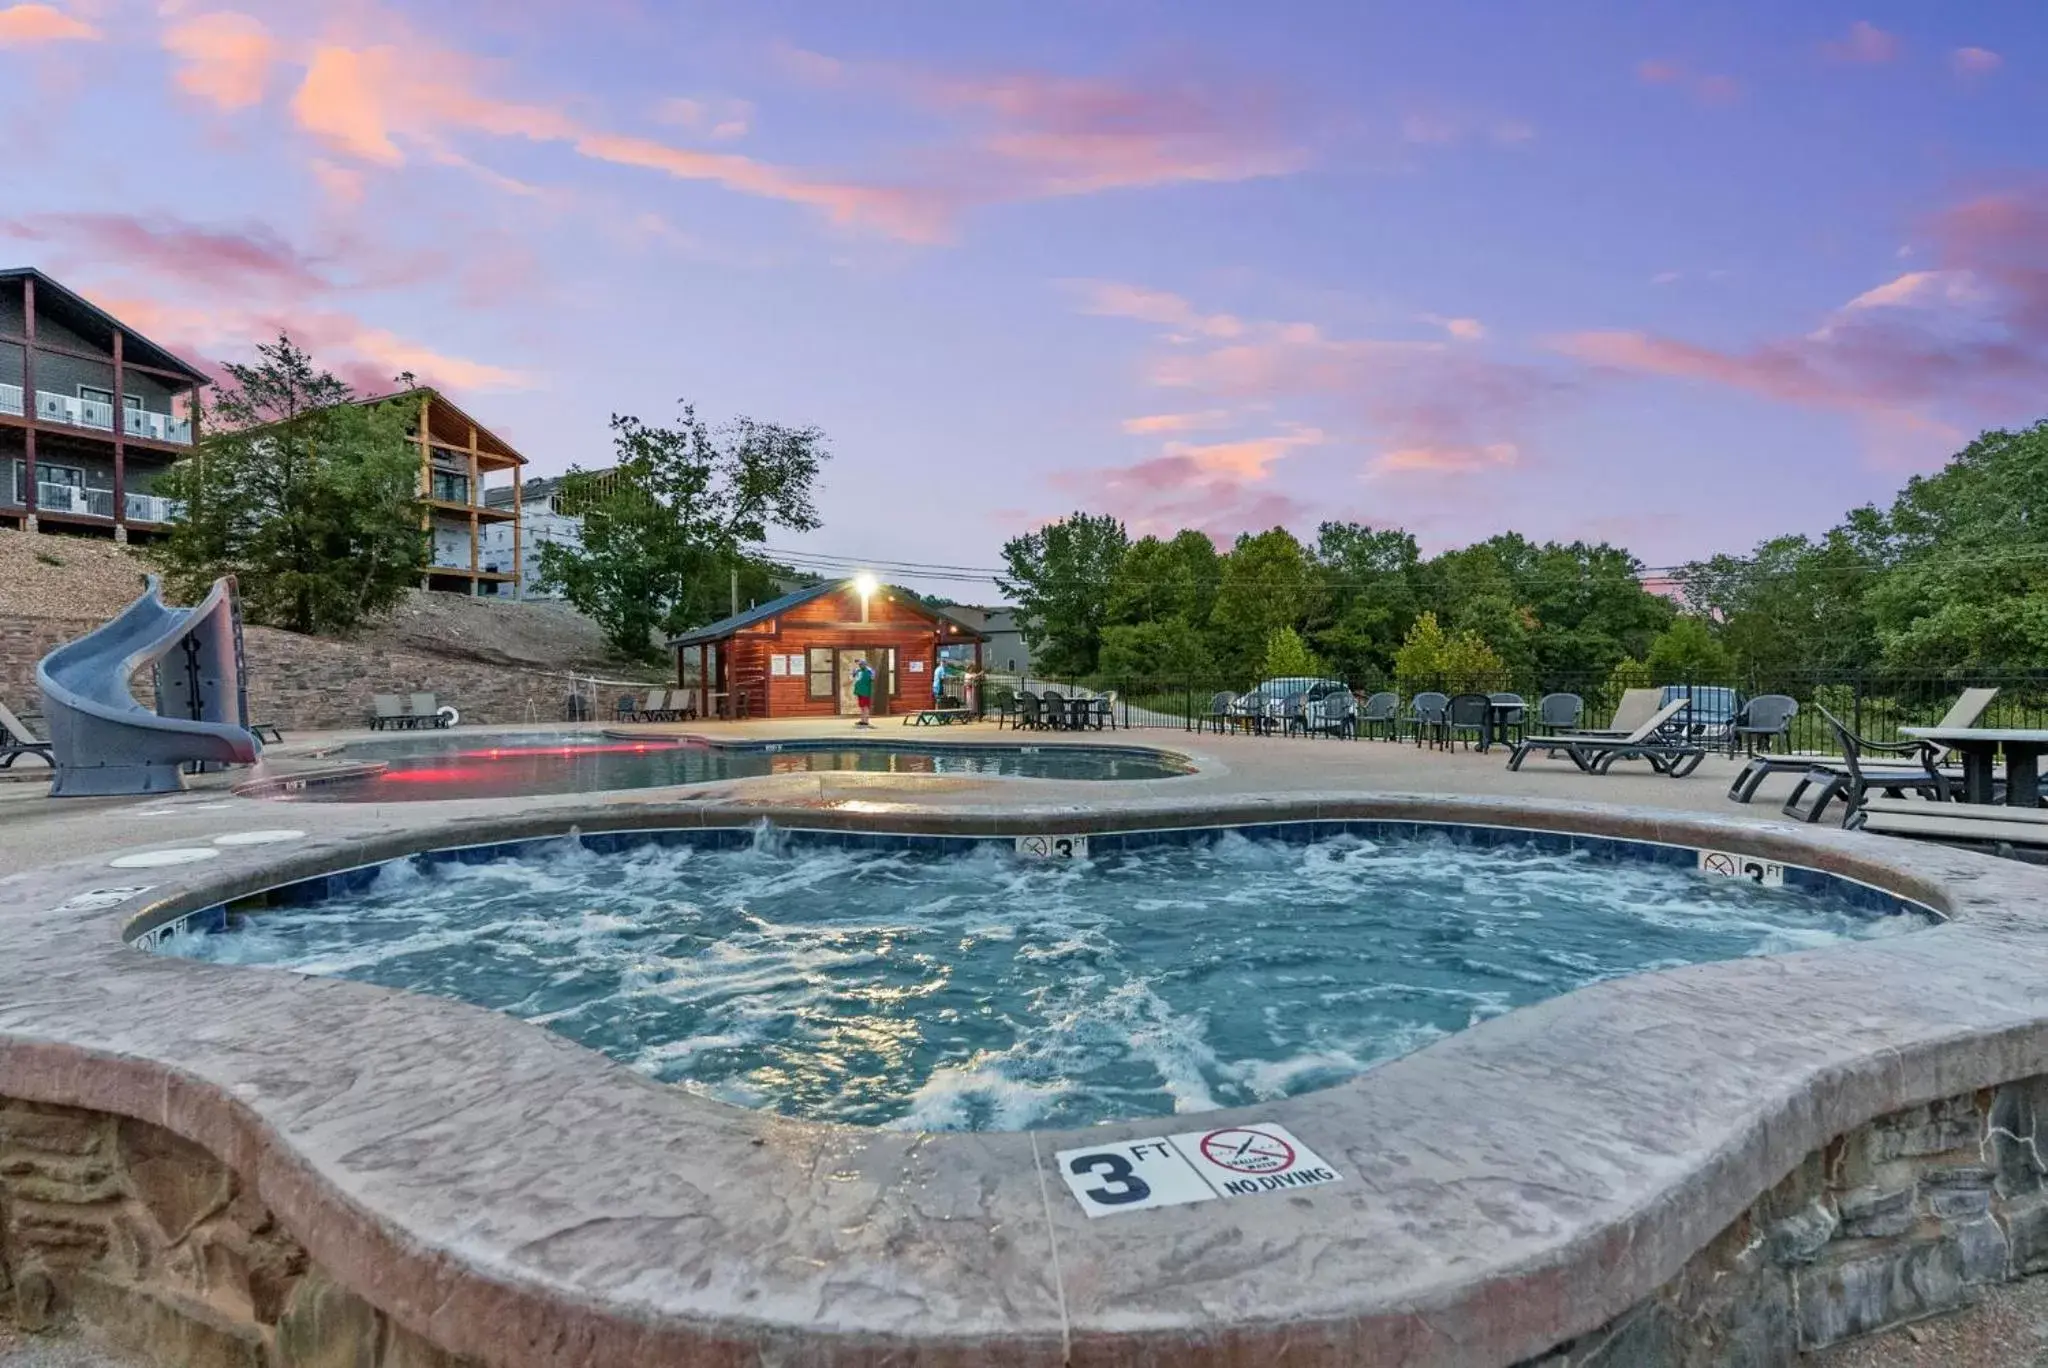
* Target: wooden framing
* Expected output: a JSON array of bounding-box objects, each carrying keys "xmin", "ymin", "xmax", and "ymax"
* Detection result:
[{"xmin": 397, "ymin": 387, "xmax": 527, "ymax": 596}]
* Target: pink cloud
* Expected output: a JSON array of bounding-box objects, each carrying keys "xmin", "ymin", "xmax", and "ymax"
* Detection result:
[
  {"xmin": 1636, "ymin": 58, "xmax": 1741, "ymax": 105},
  {"xmin": 1163, "ymin": 426, "xmax": 1325, "ymax": 480},
  {"xmin": 0, "ymin": 212, "xmax": 330, "ymax": 295},
  {"xmin": 1120, "ymin": 410, "xmax": 1233, "ymax": 435},
  {"xmin": 1951, "ymin": 47, "xmax": 2002, "ymax": 76},
  {"xmin": 162, "ymin": 11, "xmax": 276, "ymax": 110},
  {"xmin": 1071, "ymin": 280, "xmax": 1243, "ymax": 338},
  {"xmin": 1545, "ymin": 183, "xmax": 2048, "ymax": 442},
  {"xmin": 1054, "ymin": 454, "xmax": 1311, "ymax": 542},
  {"xmin": 1375, "ymin": 443, "xmax": 1518, "ymax": 474},
  {"xmin": 1823, "ymin": 21, "xmax": 1901, "ymax": 64},
  {"xmin": 0, "ymin": 3, "xmax": 95, "ymax": 46}
]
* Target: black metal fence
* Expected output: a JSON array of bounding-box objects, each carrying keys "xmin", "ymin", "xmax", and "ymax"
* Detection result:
[{"xmin": 984, "ymin": 670, "xmax": 2048, "ymax": 755}]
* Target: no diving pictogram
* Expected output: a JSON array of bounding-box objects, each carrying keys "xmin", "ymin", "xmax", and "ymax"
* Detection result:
[
  {"xmin": 1701, "ymin": 852, "xmax": 1738, "ymax": 876},
  {"xmin": 1198, "ymin": 1127, "xmax": 1296, "ymax": 1174}
]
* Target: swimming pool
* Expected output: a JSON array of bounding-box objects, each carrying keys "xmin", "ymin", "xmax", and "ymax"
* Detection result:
[
  {"xmin": 270, "ymin": 731, "xmax": 1193, "ymax": 801},
  {"xmin": 159, "ymin": 824, "xmax": 1930, "ymax": 1129}
]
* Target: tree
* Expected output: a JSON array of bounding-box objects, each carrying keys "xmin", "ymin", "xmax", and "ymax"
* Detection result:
[
  {"xmin": 1210, "ymin": 527, "xmax": 1313, "ymax": 675},
  {"xmin": 997, "ymin": 512, "xmax": 1129, "ymax": 677},
  {"xmin": 1098, "ymin": 620, "xmax": 1213, "ymax": 681},
  {"xmin": 540, "ymin": 406, "xmax": 828, "ymax": 661},
  {"xmin": 1259, "ymin": 626, "xmax": 1325, "ymax": 680},
  {"xmin": 1645, "ymin": 617, "xmax": 1733, "ymax": 682},
  {"xmin": 150, "ymin": 334, "xmax": 422, "ymax": 634},
  {"xmin": 1391, "ymin": 611, "xmax": 1506, "ymax": 689},
  {"xmin": 1310, "ymin": 522, "xmax": 1421, "ymax": 679}
]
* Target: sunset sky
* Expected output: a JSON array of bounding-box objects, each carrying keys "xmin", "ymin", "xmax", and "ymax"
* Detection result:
[{"xmin": 5, "ymin": 0, "xmax": 2045, "ymax": 593}]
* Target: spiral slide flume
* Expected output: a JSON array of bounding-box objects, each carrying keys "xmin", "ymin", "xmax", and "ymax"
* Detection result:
[{"xmin": 37, "ymin": 574, "xmax": 261, "ymax": 797}]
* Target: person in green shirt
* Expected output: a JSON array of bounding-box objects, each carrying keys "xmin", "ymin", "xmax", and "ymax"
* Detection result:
[{"xmin": 852, "ymin": 657, "xmax": 875, "ymax": 727}]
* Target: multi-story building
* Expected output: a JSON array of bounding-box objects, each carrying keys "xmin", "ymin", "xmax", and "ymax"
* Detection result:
[
  {"xmin": 385, "ymin": 386, "xmax": 528, "ymax": 596},
  {"xmin": 0, "ymin": 268, "xmax": 208, "ymax": 541}
]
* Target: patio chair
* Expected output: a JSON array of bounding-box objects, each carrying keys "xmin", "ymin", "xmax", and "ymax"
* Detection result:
[
  {"xmin": 1272, "ymin": 692, "xmax": 1308, "ymax": 737},
  {"xmin": 1781, "ymin": 705, "xmax": 1953, "ymax": 825},
  {"xmin": 1314, "ymin": 690, "xmax": 1360, "ymax": 739},
  {"xmin": 1441, "ymin": 693, "xmax": 1492, "ymax": 750},
  {"xmin": 407, "ymin": 693, "xmax": 450, "ymax": 729},
  {"xmin": 1403, "ymin": 692, "xmax": 1449, "ymax": 747},
  {"xmin": 989, "ymin": 688, "xmax": 1019, "ymax": 729},
  {"xmin": 1206, "ymin": 691, "xmax": 1236, "ymax": 734},
  {"xmin": 1088, "ymin": 691, "xmax": 1118, "ymax": 731},
  {"xmin": 1533, "ymin": 693, "xmax": 1583, "ymax": 735},
  {"xmin": 1041, "ymin": 690, "xmax": 1067, "ymax": 729},
  {"xmin": 1735, "ymin": 687, "xmax": 1995, "ymax": 809},
  {"xmin": 616, "ymin": 694, "xmax": 640, "ymax": 722},
  {"xmin": 369, "ymin": 694, "xmax": 408, "ymax": 730},
  {"xmin": 1489, "ymin": 693, "xmax": 1527, "ymax": 746},
  {"xmin": 0, "ymin": 703, "xmax": 53, "ymax": 770},
  {"xmin": 1358, "ymin": 691, "xmax": 1399, "ymax": 740},
  {"xmin": 1731, "ymin": 695, "xmax": 1798, "ymax": 756},
  {"xmin": 1016, "ymin": 692, "xmax": 1046, "ymax": 730},
  {"xmin": 1506, "ymin": 698, "xmax": 1703, "ymax": 776}
]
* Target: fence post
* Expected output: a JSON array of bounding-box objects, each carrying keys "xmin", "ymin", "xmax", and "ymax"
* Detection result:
[{"xmin": 1853, "ymin": 674, "xmax": 1864, "ymax": 739}]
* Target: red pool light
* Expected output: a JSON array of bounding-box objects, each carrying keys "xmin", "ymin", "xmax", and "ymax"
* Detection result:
[{"xmin": 452, "ymin": 741, "xmax": 679, "ymax": 761}]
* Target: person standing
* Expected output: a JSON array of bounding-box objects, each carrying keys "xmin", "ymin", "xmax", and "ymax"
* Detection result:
[
  {"xmin": 852, "ymin": 657, "xmax": 875, "ymax": 727},
  {"xmin": 931, "ymin": 658, "xmax": 949, "ymax": 709}
]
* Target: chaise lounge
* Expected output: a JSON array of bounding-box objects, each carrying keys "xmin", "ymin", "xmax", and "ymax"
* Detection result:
[{"xmin": 1506, "ymin": 698, "xmax": 1703, "ymax": 776}]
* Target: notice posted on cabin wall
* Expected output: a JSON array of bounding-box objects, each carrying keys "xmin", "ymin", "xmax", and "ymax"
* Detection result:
[{"xmin": 770, "ymin": 656, "xmax": 788, "ymax": 677}]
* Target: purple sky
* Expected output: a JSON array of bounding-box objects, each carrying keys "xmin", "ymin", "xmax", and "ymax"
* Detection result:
[{"xmin": 5, "ymin": 0, "xmax": 2045, "ymax": 596}]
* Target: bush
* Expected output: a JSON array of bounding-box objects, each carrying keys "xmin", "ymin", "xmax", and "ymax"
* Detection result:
[{"xmin": 1259, "ymin": 625, "xmax": 1325, "ymax": 680}]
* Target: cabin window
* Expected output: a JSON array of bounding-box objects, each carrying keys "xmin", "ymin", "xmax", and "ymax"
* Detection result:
[
  {"xmin": 807, "ymin": 647, "xmax": 834, "ymax": 699},
  {"xmin": 878, "ymin": 648, "xmax": 898, "ymax": 698}
]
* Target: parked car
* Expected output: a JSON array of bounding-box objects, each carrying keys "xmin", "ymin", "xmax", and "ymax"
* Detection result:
[{"xmin": 1230, "ymin": 677, "xmax": 1352, "ymax": 731}]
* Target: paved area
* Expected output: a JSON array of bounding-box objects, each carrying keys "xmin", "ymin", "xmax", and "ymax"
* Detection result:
[
  {"xmin": 0, "ymin": 718, "xmax": 1809, "ymax": 876},
  {"xmin": 0, "ymin": 1326, "xmax": 142, "ymax": 1368}
]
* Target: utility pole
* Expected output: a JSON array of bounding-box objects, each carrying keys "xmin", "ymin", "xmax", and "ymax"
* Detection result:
[{"xmin": 730, "ymin": 565, "xmax": 739, "ymax": 617}]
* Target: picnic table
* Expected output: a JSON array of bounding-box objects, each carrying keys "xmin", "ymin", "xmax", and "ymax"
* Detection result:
[
  {"xmin": 1900, "ymin": 726, "xmax": 2048, "ymax": 807},
  {"xmin": 1477, "ymin": 699, "xmax": 1523, "ymax": 752}
]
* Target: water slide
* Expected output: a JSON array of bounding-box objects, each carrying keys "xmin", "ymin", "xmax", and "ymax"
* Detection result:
[{"xmin": 37, "ymin": 574, "xmax": 262, "ymax": 797}]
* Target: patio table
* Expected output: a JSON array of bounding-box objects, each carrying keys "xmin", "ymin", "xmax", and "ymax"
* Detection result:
[
  {"xmin": 1479, "ymin": 701, "xmax": 1523, "ymax": 753},
  {"xmin": 1900, "ymin": 726, "xmax": 2048, "ymax": 807}
]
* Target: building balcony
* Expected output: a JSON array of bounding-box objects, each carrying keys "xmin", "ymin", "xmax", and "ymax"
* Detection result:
[
  {"xmin": 27, "ymin": 390, "xmax": 191, "ymax": 445},
  {"xmin": 125, "ymin": 491, "xmax": 183, "ymax": 524},
  {"xmin": 32, "ymin": 481, "xmax": 116, "ymax": 520},
  {"xmin": 0, "ymin": 383, "xmax": 20, "ymax": 417}
]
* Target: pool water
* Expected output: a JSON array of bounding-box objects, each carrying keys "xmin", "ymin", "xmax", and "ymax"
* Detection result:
[
  {"xmin": 279, "ymin": 732, "xmax": 1190, "ymax": 801},
  {"xmin": 167, "ymin": 829, "xmax": 1927, "ymax": 1130}
]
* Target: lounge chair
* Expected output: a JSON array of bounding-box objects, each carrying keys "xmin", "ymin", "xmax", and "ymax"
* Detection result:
[
  {"xmin": 1852, "ymin": 796, "xmax": 2048, "ymax": 852},
  {"xmin": 1581, "ymin": 688, "xmax": 1664, "ymax": 738},
  {"xmin": 406, "ymin": 693, "xmax": 451, "ymax": 729},
  {"xmin": 251, "ymin": 722, "xmax": 283, "ymax": 745},
  {"xmin": 1736, "ymin": 688, "xmax": 1995, "ymax": 811},
  {"xmin": 1404, "ymin": 692, "xmax": 1448, "ymax": 747},
  {"xmin": 1779, "ymin": 706, "xmax": 1953, "ymax": 825},
  {"xmin": 369, "ymin": 694, "xmax": 408, "ymax": 730},
  {"xmin": 1358, "ymin": 691, "xmax": 1399, "ymax": 740},
  {"xmin": 0, "ymin": 703, "xmax": 53, "ymax": 770},
  {"xmin": 637, "ymin": 688, "xmax": 667, "ymax": 721},
  {"xmin": 1506, "ymin": 698, "xmax": 1703, "ymax": 776},
  {"xmin": 668, "ymin": 689, "xmax": 698, "ymax": 721},
  {"xmin": 1533, "ymin": 693, "xmax": 1583, "ymax": 734}
]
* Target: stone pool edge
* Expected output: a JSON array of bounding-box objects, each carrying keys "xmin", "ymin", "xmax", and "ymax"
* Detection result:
[{"xmin": 2, "ymin": 791, "xmax": 2044, "ymax": 1368}]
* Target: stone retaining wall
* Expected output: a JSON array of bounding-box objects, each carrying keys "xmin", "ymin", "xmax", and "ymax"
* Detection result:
[
  {"xmin": 0, "ymin": 618, "xmax": 597, "ymax": 733},
  {"xmin": 0, "ymin": 1097, "xmax": 470, "ymax": 1368},
  {"xmin": 8, "ymin": 1078, "xmax": 2048, "ymax": 1367},
  {"xmin": 1529, "ymin": 1078, "xmax": 2048, "ymax": 1365}
]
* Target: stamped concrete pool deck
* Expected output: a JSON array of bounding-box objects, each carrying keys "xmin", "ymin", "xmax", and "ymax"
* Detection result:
[{"xmin": 5, "ymin": 721, "xmax": 2047, "ymax": 1366}]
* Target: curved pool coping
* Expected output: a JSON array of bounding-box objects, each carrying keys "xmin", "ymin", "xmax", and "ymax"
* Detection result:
[
  {"xmin": 5, "ymin": 792, "xmax": 2048, "ymax": 1367},
  {"xmin": 237, "ymin": 728, "xmax": 1202, "ymax": 800}
]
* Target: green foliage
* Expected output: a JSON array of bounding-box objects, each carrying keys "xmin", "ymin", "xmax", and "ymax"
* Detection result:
[
  {"xmin": 1259, "ymin": 625, "xmax": 1324, "ymax": 680},
  {"xmin": 997, "ymin": 511, "xmax": 1130, "ymax": 677},
  {"xmin": 150, "ymin": 334, "xmax": 422, "ymax": 634},
  {"xmin": 1098, "ymin": 619, "xmax": 1213, "ymax": 681},
  {"xmin": 1210, "ymin": 527, "xmax": 1313, "ymax": 673},
  {"xmin": 1646, "ymin": 617, "xmax": 1735, "ymax": 683},
  {"xmin": 1392, "ymin": 611, "xmax": 1506, "ymax": 690},
  {"xmin": 539, "ymin": 406, "xmax": 828, "ymax": 661}
]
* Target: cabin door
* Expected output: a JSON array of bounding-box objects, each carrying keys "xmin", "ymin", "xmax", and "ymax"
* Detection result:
[{"xmin": 834, "ymin": 648, "xmax": 895, "ymax": 716}]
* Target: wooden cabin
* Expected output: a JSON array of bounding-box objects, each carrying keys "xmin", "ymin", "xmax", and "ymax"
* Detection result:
[{"xmin": 669, "ymin": 580, "xmax": 987, "ymax": 720}]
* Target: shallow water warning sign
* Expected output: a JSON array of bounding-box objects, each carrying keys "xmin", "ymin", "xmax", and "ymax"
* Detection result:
[
  {"xmin": 1053, "ymin": 1123, "xmax": 1343, "ymax": 1216},
  {"xmin": 1166, "ymin": 1124, "xmax": 1342, "ymax": 1198}
]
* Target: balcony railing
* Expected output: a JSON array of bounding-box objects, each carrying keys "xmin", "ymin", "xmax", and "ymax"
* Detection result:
[
  {"xmin": 0, "ymin": 383, "xmax": 20, "ymax": 417},
  {"xmin": 124, "ymin": 408, "xmax": 192, "ymax": 444},
  {"xmin": 124, "ymin": 491, "xmax": 184, "ymax": 524},
  {"xmin": 30, "ymin": 391, "xmax": 191, "ymax": 445},
  {"xmin": 32, "ymin": 482, "xmax": 116, "ymax": 519}
]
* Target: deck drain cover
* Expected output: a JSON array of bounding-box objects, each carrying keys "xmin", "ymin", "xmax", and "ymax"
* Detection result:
[{"xmin": 109, "ymin": 848, "xmax": 221, "ymax": 868}]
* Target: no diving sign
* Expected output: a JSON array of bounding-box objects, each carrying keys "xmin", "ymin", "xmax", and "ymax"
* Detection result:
[{"xmin": 1053, "ymin": 1123, "xmax": 1340, "ymax": 1218}]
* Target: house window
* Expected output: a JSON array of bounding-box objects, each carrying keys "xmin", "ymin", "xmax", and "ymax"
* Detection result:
[
  {"xmin": 79, "ymin": 386, "xmax": 112, "ymax": 406},
  {"xmin": 877, "ymin": 648, "xmax": 898, "ymax": 698},
  {"xmin": 807, "ymin": 647, "xmax": 834, "ymax": 699},
  {"xmin": 431, "ymin": 470, "xmax": 470, "ymax": 503}
]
